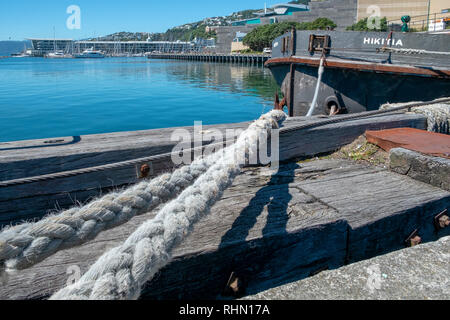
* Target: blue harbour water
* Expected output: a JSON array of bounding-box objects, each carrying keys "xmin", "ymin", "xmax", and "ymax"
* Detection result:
[{"xmin": 0, "ymin": 57, "xmax": 279, "ymax": 142}]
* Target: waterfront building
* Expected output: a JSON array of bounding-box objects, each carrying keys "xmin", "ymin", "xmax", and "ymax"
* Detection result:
[
  {"xmin": 28, "ymin": 0, "xmax": 450, "ymax": 57},
  {"xmin": 215, "ymin": 0, "xmax": 358, "ymax": 53},
  {"xmin": 357, "ymin": 0, "xmax": 449, "ymax": 21},
  {"xmin": 231, "ymin": 3, "xmax": 309, "ymax": 26},
  {"xmin": 27, "ymin": 38, "xmax": 213, "ymax": 56},
  {"xmin": 215, "ymin": 0, "xmax": 450, "ymax": 54},
  {"xmin": 193, "ymin": 37, "xmax": 216, "ymax": 48},
  {"xmin": 75, "ymin": 40, "xmax": 196, "ymax": 55},
  {"xmin": 27, "ymin": 39, "xmax": 74, "ymax": 56},
  {"xmin": 272, "ymin": 3, "xmax": 310, "ymax": 15},
  {"xmin": 231, "ymin": 32, "xmax": 250, "ymax": 52},
  {"xmin": 356, "ymin": 0, "xmax": 450, "ymax": 29},
  {"xmin": 230, "ymin": 0, "xmax": 450, "ymax": 32}
]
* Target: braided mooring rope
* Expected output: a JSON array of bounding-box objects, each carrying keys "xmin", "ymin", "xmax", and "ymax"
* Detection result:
[
  {"xmin": 381, "ymin": 101, "xmax": 450, "ymax": 134},
  {"xmin": 0, "ymin": 138, "xmax": 225, "ymax": 275},
  {"xmin": 49, "ymin": 110, "xmax": 286, "ymax": 300}
]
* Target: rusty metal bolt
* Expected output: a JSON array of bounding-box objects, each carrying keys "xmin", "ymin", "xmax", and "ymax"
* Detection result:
[
  {"xmin": 223, "ymin": 272, "xmax": 245, "ymax": 298},
  {"xmin": 44, "ymin": 139, "xmax": 65, "ymax": 144},
  {"xmin": 140, "ymin": 164, "xmax": 150, "ymax": 179},
  {"xmin": 405, "ymin": 229, "xmax": 421, "ymax": 247},
  {"xmin": 229, "ymin": 277, "xmax": 240, "ymax": 294},
  {"xmin": 438, "ymin": 215, "xmax": 450, "ymax": 229},
  {"xmin": 434, "ymin": 210, "xmax": 449, "ymax": 231},
  {"xmin": 409, "ymin": 235, "xmax": 422, "ymax": 247}
]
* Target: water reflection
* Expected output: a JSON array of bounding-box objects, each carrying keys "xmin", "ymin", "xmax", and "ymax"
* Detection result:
[
  {"xmin": 0, "ymin": 58, "xmax": 280, "ymax": 142},
  {"xmin": 4, "ymin": 58, "xmax": 279, "ymax": 101},
  {"xmin": 161, "ymin": 60, "xmax": 279, "ymax": 100}
]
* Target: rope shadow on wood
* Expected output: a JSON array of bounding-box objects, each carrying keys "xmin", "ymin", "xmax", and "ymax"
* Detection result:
[{"xmin": 217, "ymin": 162, "xmax": 297, "ymax": 298}]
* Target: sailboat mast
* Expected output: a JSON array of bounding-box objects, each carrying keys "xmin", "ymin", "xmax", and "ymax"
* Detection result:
[{"xmin": 53, "ymin": 26, "xmax": 56, "ymax": 51}]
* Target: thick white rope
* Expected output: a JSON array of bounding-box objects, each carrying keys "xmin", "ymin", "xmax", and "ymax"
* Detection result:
[
  {"xmin": 50, "ymin": 110, "xmax": 286, "ymax": 300},
  {"xmin": 381, "ymin": 100, "xmax": 450, "ymax": 134},
  {"xmin": 306, "ymin": 57, "xmax": 325, "ymax": 117},
  {"xmin": 0, "ymin": 137, "xmax": 226, "ymax": 275}
]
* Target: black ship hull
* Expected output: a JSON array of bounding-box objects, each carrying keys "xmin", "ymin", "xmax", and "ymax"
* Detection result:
[{"xmin": 266, "ymin": 30, "xmax": 450, "ymax": 116}]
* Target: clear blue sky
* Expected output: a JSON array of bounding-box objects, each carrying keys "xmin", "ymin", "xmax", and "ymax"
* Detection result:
[{"xmin": 0, "ymin": 0, "xmax": 280, "ymax": 40}]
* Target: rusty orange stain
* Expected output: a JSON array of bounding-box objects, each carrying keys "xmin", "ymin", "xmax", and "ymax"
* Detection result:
[
  {"xmin": 265, "ymin": 57, "xmax": 450, "ymax": 79},
  {"xmin": 366, "ymin": 128, "xmax": 450, "ymax": 159}
]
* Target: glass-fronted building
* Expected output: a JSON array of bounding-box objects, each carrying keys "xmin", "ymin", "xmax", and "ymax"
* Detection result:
[
  {"xmin": 231, "ymin": 3, "xmax": 309, "ymax": 26},
  {"xmin": 28, "ymin": 38, "xmax": 215, "ymax": 56}
]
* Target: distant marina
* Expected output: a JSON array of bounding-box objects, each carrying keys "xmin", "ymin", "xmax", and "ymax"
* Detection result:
[{"xmin": 12, "ymin": 38, "xmax": 216, "ymax": 58}]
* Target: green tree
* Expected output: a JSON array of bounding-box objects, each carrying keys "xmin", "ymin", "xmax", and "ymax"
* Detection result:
[
  {"xmin": 189, "ymin": 26, "xmax": 217, "ymax": 41},
  {"xmin": 346, "ymin": 17, "xmax": 388, "ymax": 31},
  {"xmin": 310, "ymin": 17, "xmax": 337, "ymax": 30}
]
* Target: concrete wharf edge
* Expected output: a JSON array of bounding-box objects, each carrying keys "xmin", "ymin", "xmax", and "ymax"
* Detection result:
[{"xmin": 242, "ymin": 235, "xmax": 450, "ymax": 300}]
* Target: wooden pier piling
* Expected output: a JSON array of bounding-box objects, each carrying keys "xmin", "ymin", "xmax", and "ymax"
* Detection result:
[{"xmin": 147, "ymin": 53, "xmax": 270, "ymax": 67}]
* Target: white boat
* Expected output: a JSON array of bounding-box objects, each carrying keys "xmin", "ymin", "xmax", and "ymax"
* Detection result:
[
  {"xmin": 45, "ymin": 27, "xmax": 72, "ymax": 58},
  {"xmin": 11, "ymin": 44, "xmax": 30, "ymax": 58},
  {"xmin": 45, "ymin": 50, "xmax": 70, "ymax": 59},
  {"xmin": 11, "ymin": 52, "xmax": 29, "ymax": 58},
  {"xmin": 74, "ymin": 48, "xmax": 105, "ymax": 59}
]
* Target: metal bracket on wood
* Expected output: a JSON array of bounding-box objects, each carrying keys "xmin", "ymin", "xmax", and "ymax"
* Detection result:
[
  {"xmin": 288, "ymin": 63, "xmax": 295, "ymax": 117},
  {"xmin": 223, "ymin": 271, "xmax": 245, "ymax": 298},
  {"xmin": 274, "ymin": 91, "xmax": 287, "ymax": 111},
  {"xmin": 137, "ymin": 162, "xmax": 153, "ymax": 179},
  {"xmin": 281, "ymin": 36, "xmax": 289, "ymax": 54},
  {"xmin": 44, "ymin": 139, "xmax": 65, "ymax": 144},
  {"xmin": 290, "ymin": 27, "xmax": 296, "ymax": 56},
  {"xmin": 308, "ymin": 34, "xmax": 330, "ymax": 54},
  {"xmin": 405, "ymin": 229, "xmax": 421, "ymax": 247},
  {"xmin": 434, "ymin": 209, "xmax": 449, "ymax": 231}
]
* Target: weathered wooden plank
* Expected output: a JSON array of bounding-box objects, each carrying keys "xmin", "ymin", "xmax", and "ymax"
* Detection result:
[
  {"xmin": 0, "ymin": 157, "xmax": 175, "ymax": 225},
  {"xmin": 0, "ymin": 122, "xmax": 252, "ymax": 180},
  {"xmin": 1, "ymin": 159, "xmax": 448, "ymax": 300},
  {"xmin": 0, "ymin": 114, "xmax": 427, "ymax": 226},
  {"xmin": 278, "ymin": 113, "xmax": 427, "ymax": 160},
  {"xmin": 0, "ymin": 123, "xmax": 250, "ymax": 225},
  {"xmin": 0, "ymin": 114, "xmax": 426, "ymax": 179},
  {"xmin": 0, "ymin": 161, "xmax": 346, "ymax": 299},
  {"xmin": 291, "ymin": 163, "xmax": 450, "ymax": 263}
]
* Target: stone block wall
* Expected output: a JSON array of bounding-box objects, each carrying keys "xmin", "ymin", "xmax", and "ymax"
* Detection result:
[{"xmin": 212, "ymin": 26, "xmax": 258, "ymax": 53}]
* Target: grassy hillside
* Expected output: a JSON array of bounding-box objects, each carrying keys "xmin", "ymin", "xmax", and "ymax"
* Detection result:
[
  {"xmin": 95, "ymin": 2, "xmax": 312, "ymax": 42},
  {"xmin": 94, "ymin": 8, "xmax": 274, "ymax": 42}
]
